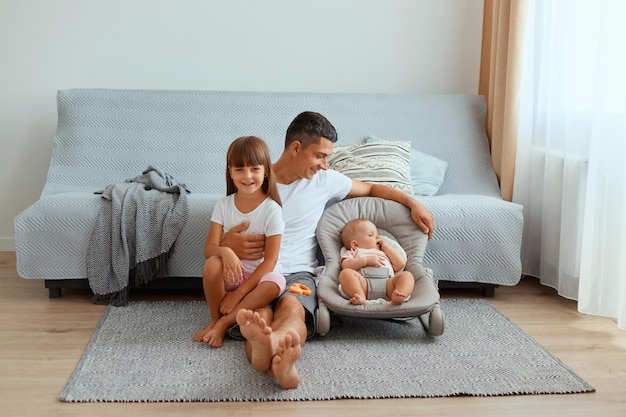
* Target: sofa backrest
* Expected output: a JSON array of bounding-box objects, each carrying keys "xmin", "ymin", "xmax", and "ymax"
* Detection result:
[{"xmin": 42, "ymin": 89, "xmax": 500, "ymax": 198}]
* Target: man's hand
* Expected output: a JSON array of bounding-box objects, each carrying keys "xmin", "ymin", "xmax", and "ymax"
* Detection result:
[
  {"xmin": 220, "ymin": 221, "xmax": 265, "ymax": 260},
  {"xmin": 348, "ymin": 181, "xmax": 435, "ymax": 240},
  {"xmin": 411, "ymin": 202, "xmax": 434, "ymax": 240}
]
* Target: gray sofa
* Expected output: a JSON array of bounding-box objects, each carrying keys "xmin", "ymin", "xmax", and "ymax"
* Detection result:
[{"xmin": 14, "ymin": 89, "xmax": 523, "ymax": 298}]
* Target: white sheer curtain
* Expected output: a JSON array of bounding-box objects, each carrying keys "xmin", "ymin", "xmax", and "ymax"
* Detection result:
[{"xmin": 514, "ymin": 0, "xmax": 626, "ymax": 330}]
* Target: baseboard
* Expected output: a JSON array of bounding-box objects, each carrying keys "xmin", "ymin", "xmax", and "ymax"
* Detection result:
[
  {"xmin": 43, "ymin": 277, "xmax": 497, "ymax": 298},
  {"xmin": 45, "ymin": 277, "xmax": 203, "ymax": 298},
  {"xmin": 438, "ymin": 281, "xmax": 499, "ymax": 297}
]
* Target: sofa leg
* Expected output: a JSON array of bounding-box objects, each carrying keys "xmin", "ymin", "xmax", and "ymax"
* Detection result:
[
  {"xmin": 482, "ymin": 285, "xmax": 496, "ymax": 297},
  {"xmin": 45, "ymin": 278, "xmax": 91, "ymax": 298},
  {"xmin": 48, "ymin": 287, "xmax": 62, "ymax": 298}
]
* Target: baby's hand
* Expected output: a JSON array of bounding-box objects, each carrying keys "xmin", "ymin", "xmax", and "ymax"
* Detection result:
[{"xmin": 366, "ymin": 255, "xmax": 387, "ymax": 267}]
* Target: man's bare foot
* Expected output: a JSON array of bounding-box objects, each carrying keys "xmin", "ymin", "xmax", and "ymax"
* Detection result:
[
  {"xmin": 349, "ymin": 293, "xmax": 367, "ymax": 305},
  {"xmin": 193, "ymin": 321, "xmax": 216, "ymax": 342},
  {"xmin": 236, "ymin": 309, "xmax": 275, "ymax": 372},
  {"xmin": 202, "ymin": 318, "xmax": 230, "ymax": 347},
  {"xmin": 271, "ymin": 331, "xmax": 301, "ymax": 389},
  {"xmin": 390, "ymin": 289, "xmax": 409, "ymax": 305}
]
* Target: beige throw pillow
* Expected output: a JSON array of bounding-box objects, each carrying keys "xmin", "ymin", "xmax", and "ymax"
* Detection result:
[{"xmin": 328, "ymin": 141, "xmax": 413, "ymax": 194}]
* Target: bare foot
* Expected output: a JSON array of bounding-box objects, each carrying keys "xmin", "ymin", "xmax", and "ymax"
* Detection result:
[
  {"xmin": 236, "ymin": 309, "xmax": 275, "ymax": 372},
  {"xmin": 193, "ymin": 321, "xmax": 216, "ymax": 342},
  {"xmin": 349, "ymin": 293, "xmax": 367, "ymax": 305},
  {"xmin": 390, "ymin": 289, "xmax": 408, "ymax": 305},
  {"xmin": 202, "ymin": 318, "xmax": 230, "ymax": 347},
  {"xmin": 271, "ymin": 331, "xmax": 301, "ymax": 389}
]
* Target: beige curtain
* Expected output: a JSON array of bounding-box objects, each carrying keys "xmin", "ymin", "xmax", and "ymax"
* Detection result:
[{"xmin": 479, "ymin": 0, "xmax": 527, "ymax": 201}]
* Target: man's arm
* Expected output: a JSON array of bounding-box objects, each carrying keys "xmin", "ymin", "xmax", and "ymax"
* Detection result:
[
  {"xmin": 219, "ymin": 221, "xmax": 266, "ymax": 261},
  {"xmin": 346, "ymin": 180, "xmax": 434, "ymax": 240}
]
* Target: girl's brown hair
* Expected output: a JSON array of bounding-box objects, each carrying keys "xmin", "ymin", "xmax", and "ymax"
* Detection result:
[{"xmin": 225, "ymin": 136, "xmax": 282, "ymax": 206}]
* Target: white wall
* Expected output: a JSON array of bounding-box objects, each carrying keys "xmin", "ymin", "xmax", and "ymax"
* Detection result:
[{"xmin": 0, "ymin": 0, "xmax": 484, "ymax": 250}]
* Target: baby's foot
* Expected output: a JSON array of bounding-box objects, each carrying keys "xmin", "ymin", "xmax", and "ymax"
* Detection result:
[
  {"xmin": 271, "ymin": 331, "xmax": 301, "ymax": 389},
  {"xmin": 193, "ymin": 321, "xmax": 215, "ymax": 342},
  {"xmin": 349, "ymin": 293, "xmax": 367, "ymax": 305},
  {"xmin": 390, "ymin": 290, "xmax": 409, "ymax": 305},
  {"xmin": 236, "ymin": 309, "xmax": 275, "ymax": 372}
]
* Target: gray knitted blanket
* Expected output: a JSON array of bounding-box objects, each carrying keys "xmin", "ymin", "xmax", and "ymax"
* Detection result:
[{"xmin": 87, "ymin": 166, "xmax": 190, "ymax": 306}]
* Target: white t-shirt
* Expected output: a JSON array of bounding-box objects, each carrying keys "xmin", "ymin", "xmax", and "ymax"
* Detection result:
[
  {"xmin": 211, "ymin": 194, "xmax": 284, "ymax": 274},
  {"xmin": 277, "ymin": 169, "xmax": 352, "ymax": 274}
]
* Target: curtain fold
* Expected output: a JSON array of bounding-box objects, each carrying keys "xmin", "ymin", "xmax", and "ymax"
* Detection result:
[
  {"xmin": 479, "ymin": 0, "xmax": 527, "ymax": 201},
  {"xmin": 514, "ymin": 0, "xmax": 626, "ymax": 330}
]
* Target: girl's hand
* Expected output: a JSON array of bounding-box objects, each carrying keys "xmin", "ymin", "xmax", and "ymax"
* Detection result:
[
  {"xmin": 221, "ymin": 252, "xmax": 244, "ymax": 286},
  {"xmin": 220, "ymin": 290, "xmax": 244, "ymax": 315}
]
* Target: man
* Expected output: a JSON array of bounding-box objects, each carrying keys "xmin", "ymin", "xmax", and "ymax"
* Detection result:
[{"xmin": 222, "ymin": 111, "xmax": 434, "ymax": 389}]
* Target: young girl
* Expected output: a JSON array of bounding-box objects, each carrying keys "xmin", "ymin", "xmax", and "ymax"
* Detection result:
[{"xmin": 194, "ymin": 136, "xmax": 286, "ymax": 347}]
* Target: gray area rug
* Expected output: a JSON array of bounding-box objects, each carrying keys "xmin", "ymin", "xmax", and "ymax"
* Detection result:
[{"xmin": 59, "ymin": 299, "xmax": 594, "ymax": 402}]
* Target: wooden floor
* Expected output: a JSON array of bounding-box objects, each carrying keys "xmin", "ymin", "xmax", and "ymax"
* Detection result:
[{"xmin": 1, "ymin": 251, "xmax": 625, "ymax": 417}]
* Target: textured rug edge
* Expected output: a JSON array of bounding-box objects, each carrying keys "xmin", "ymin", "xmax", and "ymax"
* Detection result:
[
  {"xmin": 58, "ymin": 299, "xmax": 596, "ymax": 402},
  {"xmin": 478, "ymin": 302, "xmax": 595, "ymax": 396},
  {"xmin": 59, "ymin": 306, "xmax": 113, "ymax": 402}
]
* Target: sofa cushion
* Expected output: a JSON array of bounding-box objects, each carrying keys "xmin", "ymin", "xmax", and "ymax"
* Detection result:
[
  {"xmin": 328, "ymin": 141, "xmax": 412, "ymax": 194},
  {"xmin": 14, "ymin": 192, "xmax": 216, "ymax": 279},
  {"xmin": 366, "ymin": 136, "xmax": 448, "ymax": 196}
]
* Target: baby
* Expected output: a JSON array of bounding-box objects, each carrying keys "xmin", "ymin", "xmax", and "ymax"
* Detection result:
[{"xmin": 339, "ymin": 218, "xmax": 414, "ymax": 305}]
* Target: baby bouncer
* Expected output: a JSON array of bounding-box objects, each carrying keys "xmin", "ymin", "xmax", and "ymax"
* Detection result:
[{"xmin": 315, "ymin": 197, "xmax": 444, "ymax": 336}]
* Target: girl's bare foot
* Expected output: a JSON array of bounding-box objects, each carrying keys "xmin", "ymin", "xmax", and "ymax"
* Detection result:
[
  {"xmin": 202, "ymin": 318, "xmax": 230, "ymax": 347},
  {"xmin": 193, "ymin": 321, "xmax": 216, "ymax": 342},
  {"xmin": 271, "ymin": 330, "xmax": 301, "ymax": 389},
  {"xmin": 390, "ymin": 289, "xmax": 408, "ymax": 305},
  {"xmin": 349, "ymin": 293, "xmax": 367, "ymax": 305},
  {"xmin": 236, "ymin": 309, "xmax": 275, "ymax": 372}
]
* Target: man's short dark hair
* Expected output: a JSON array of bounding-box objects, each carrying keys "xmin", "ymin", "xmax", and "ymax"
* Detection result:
[{"xmin": 284, "ymin": 111, "xmax": 338, "ymax": 149}]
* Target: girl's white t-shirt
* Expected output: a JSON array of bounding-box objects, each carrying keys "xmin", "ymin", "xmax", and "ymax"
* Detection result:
[{"xmin": 211, "ymin": 194, "xmax": 284, "ymax": 274}]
